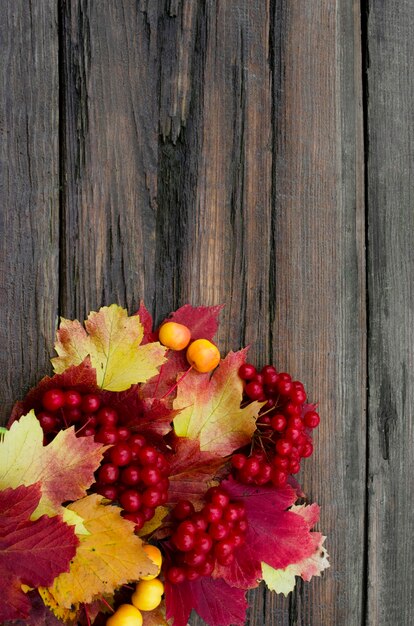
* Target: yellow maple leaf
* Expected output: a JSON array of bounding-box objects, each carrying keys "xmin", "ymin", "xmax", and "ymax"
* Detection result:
[
  {"xmin": 0, "ymin": 411, "xmax": 104, "ymax": 518},
  {"xmin": 52, "ymin": 304, "xmax": 167, "ymax": 391},
  {"xmin": 173, "ymin": 350, "xmax": 263, "ymax": 456},
  {"xmin": 44, "ymin": 495, "xmax": 158, "ymax": 609}
]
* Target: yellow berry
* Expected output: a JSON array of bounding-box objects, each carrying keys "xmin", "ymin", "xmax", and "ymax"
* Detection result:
[
  {"xmin": 159, "ymin": 322, "xmax": 191, "ymax": 351},
  {"xmin": 131, "ymin": 578, "xmax": 164, "ymax": 612},
  {"xmin": 106, "ymin": 604, "xmax": 143, "ymax": 626},
  {"xmin": 141, "ymin": 544, "xmax": 162, "ymax": 580},
  {"xmin": 186, "ymin": 339, "xmax": 221, "ymax": 373}
]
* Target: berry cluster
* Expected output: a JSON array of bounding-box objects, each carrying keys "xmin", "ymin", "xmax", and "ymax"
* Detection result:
[
  {"xmin": 36, "ymin": 387, "xmax": 169, "ymax": 528},
  {"xmin": 234, "ymin": 363, "xmax": 320, "ymax": 488},
  {"xmin": 165, "ymin": 487, "xmax": 247, "ymax": 585}
]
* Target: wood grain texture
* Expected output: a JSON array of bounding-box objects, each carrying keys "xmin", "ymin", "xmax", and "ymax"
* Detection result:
[
  {"xmin": 366, "ymin": 2, "xmax": 414, "ymax": 624},
  {"xmin": 269, "ymin": 1, "xmax": 366, "ymax": 624},
  {"xmin": 0, "ymin": 1, "xmax": 59, "ymax": 422}
]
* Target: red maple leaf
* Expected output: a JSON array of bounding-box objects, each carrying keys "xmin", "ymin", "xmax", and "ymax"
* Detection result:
[
  {"xmin": 136, "ymin": 302, "xmax": 157, "ymax": 344},
  {"xmin": 140, "ymin": 304, "xmax": 224, "ymax": 401},
  {"xmin": 0, "ymin": 484, "xmax": 79, "ymax": 622},
  {"xmin": 8, "ymin": 359, "xmax": 98, "ymax": 427},
  {"xmin": 165, "ymin": 572, "xmax": 247, "ymax": 626},
  {"xmin": 167, "ymin": 436, "xmax": 227, "ymax": 506},
  {"xmin": 212, "ymin": 477, "xmax": 317, "ymax": 589}
]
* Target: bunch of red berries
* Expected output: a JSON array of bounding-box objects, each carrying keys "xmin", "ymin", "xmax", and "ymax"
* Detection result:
[
  {"xmin": 233, "ymin": 363, "xmax": 320, "ymax": 488},
  {"xmin": 165, "ymin": 487, "xmax": 247, "ymax": 584},
  {"xmin": 36, "ymin": 388, "xmax": 170, "ymax": 529}
]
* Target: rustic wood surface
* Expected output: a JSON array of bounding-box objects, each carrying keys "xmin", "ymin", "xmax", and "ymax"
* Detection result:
[{"xmin": 0, "ymin": 1, "xmax": 411, "ymax": 625}]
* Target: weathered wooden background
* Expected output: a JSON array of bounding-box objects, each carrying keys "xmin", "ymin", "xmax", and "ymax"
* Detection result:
[{"xmin": 1, "ymin": 1, "xmax": 412, "ymax": 624}]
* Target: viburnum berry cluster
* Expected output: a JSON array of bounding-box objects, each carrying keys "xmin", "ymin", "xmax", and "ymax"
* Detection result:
[
  {"xmin": 1, "ymin": 303, "xmax": 328, "ymax": 626},
  {"xmin": 232, "ymin": 363, "xmax": 320, "ymax": 488}
]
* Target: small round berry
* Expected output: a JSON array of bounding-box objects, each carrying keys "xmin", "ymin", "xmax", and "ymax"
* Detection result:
[
  {"xmin": 290, "ymin": 387, "xmax": 307, "ymax": 404},
  {"xmin": 110, "ymin": 443, "xmax": 133, "ymax": 466},
  {"xmin": 96, "ymin": 484, "xmax": 118, "ymax": 500},
  {"xmin": 203, "ymin": 503, "xmax": 223, "ymax": 523},
  {"xmin": 159, "ymin": 321, "xmax": 191, "ymax": 351},
  {"xmin": 173, "ymin": 530, "xmax": 195, "ymax": 552},
  {"xmin": 231, "ymin": 453, "xmax": 246, "ymax": 469},
  {"xmin": 131, "ymin": 578, "xmax": 164, "ymax": 612},
  {"xmin": 289, "ymin": 460, "xmax": 301, "ymax": 474},
  {"xmin": 272, "ymin": 455, "xmax": 289, "ymax": 469},
  {"xmin": 97, "ymin": 406, "xmax": 118, "ymax": 427},
  {"xmin": 263, "ymin": 371, "xmax": 278, "ymax": 386},
  {"xmin": 141, "ymin": 544, "xmax": 162, "ymax": 580},
  {"xmin": 38, "ymin": 412, "xmax": 58, "ymax": 432},
  {"xmin": 285, "ymin": 427, "xmax": 301, "ymax": 443},
  {"xmin": 138, "ymin": 446, "xmax": 158, "ymax": 465},
  {"xmin": 167, "ymin": 566, "xmax": 186, "ymax": 584},
  {"xmin": 245, "ymin": 381, "xmax": 263, "ymax": 400},
  {"xmin": 141, "ymin": 466, "xmax": 162, "ymax": 486},
  {"xmin": 261, "ymin": 364, "xmax": 277, "ymax": 376},
  {"xmin": 142, "ymin": 488, "xmax": 163, "ymax": 508},
  {"xmin": 117, "ymin": 426, "xmax": 130, "ymax": 441},
  {"xmin": 206, "ymin": 487, "xmax": 230, "ymax": 509},
  {"xmin": 42, "ymin": 389, "xmax": 65, "ymax": 412},
  {"xmin": 304, "ymin": 411, "xmax": 320, "ymax": 429},
  {"xmin": 94, "ymin": 427, "xmax": 119, "ymax": 445},
  {"xmin": 244, "ymin": 456, "xmax": 261, "ymax": 477},
  {"xmin": 271, "ymin": 468, "xmax": 288, "ymax": 488},
  {"xmin": 197, "ymin": 556, "xmax": 215, "ymax": 576},
  {"xmin": 64, "ymin": 407, "xmax": 82, "ymax": 423},
  {"xmin": 191, "ymin": 513, "xmax": 208, "ymax": 531},
  {"xmin": 208, "ymin": 521, "xmax": 230, "ymax": 541},
  {"xmin": 80, "ymin": 394, "xmax": 101, "ymax": 413},
  {"xmin": 271, "ymin": 414, "xmax": 287, "ymax": 432},
  {"xmin": 121, "ymin": 465, "xmax": 141, "ymax": 485},
  {"xmin": 194, "ymin": 531, "xmax": 213, "ymax": 554},
  {"xmin": 275, "ymin": 439, "xmax": 292, "ymax": 456},
  {"xmin": 302, "ymin": 441, "xmax": 314, "ymax": 457},
  {"xmin": 63, "ymin": 389, "xmax": 82, "ymax": 408},
  {"xmin": 277, "ymin": 379, "xmax": 293, "ymax": 396},
  {"xmin": 98, "ymin": 463, "xmax": 119, "ymax": 484},
  {"xmin": 184, "ymin": 550, "xmax": 207, "ymax": 567},
  {"xmin": 238, "ymin": 363, "xmax": 257, "ymax": 380},
  {"xmin": 119, "ymin": 489, "xmax": 142, "ymax": 512},
  {"xmin": 186, "ymin": 339, "xmax": 221, "ymax": 373},
  {"xmin": 173, "ymin": 500, "xmax": 195, "ymax": 521}
]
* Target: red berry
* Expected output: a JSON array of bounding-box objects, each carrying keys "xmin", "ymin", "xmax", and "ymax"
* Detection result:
[
  {"xmin": 271, "ymin": 468, "xmax": 288, "ymax": 488},
  {"xmin": 110, "ymin": 443, "xmax": 132, "ymax": 466},
  {"xmin": 304, "ymin": 411, "xmax": 320, "ymax": 428},
  {"xmin": 275, "ymin": 439, "xmax": 292, "ymax": 456},
  {"xmin": 273, "ymin": 455, "xmax": 289, "ymax": 469},
  {"xmin": 261, "ymin": 365, "xmax": 277, "ymax": 376},
  {"xmin": 228, "ymin": 530, "xmax": 246, "ymax": 547},
  {"xmin": 245, "ymin": 381, "xmax": 263, "ymax": 400},
  {"xmin": 120, "ymin": 465, "xmax": 141, "ymax": 485},
  {"xmin": 96, "ymin": 484, "xmax": 117, "ymax": 500},
  {"xmin": 79, "ymin": 426, "xmax": 95, "ymax": 437},
  {"xmin": 142, "ymin": 487, "xmax": 163, "ymax": 508},
  {"xmin": 234, "ymin": 519, "xmax": 248, "ymax": 533},
  {"xmin": 98, "ymin": 463, "xmax": 119, "ymax": 484},
  {"xmin": 209, "ymin": 520, "xmax": 230, "ymax": 541},
  {"xmin": 63, "ymin": 390, "xmax": 82, "ymax": 407},
  {"xmin": 277, "ymin": 379, "xmax": 293, "ymax": 395},
  {"xmin": 117, "ymin": 427, "xmax": 130, "ymax": 441},
  {"xmin": 94, "ymin": 427, "xmax": 119, "ymax": 445},
  {"xmin": 284, "ymin": 401, "xmax": 301, "ymax": 417},
  {"xmin": 203, "ymin": 503, "xmax": 223, "ymax": 523},
  {"xmin": 167, "ymin": 567, "xmax": 186, "ymax": 584},
  {"xmin": 244, "ymin": 456, "xmax": 260, "ymax": 477},
  {"xmin": 278, "ymin": 373, "xmax": 292, "ymax": 382},
  {"xmin": 173, "ymin": 530, "xmax": 195, "ymax": 552},
  {"xmin": 65, "ymin": 407, "xmax": 82, "ymax": 423},
  {"xmin": 141, "ymin": 506, "xmax": 155, "ymax": 521},
  {"xmin": 289, "ymin": 460, "xmax": 301, "ymax": 474},
  {"xmin": 119, "ymin": 489, "xmax": 141, "ymax": 512},
  {"xmin": 122, "ymin": 512, "xmax": 145, "ymax": 531},
  {"xmin": 271, "ymin": 414, "xmax": 287, "ymax": 432},
  {"xmin": 197, "ymin": 557, "xmax": 215, "ymax": 576},
  {"xmin": 231, "ymin": 454, "xmax": 246, "ymax": 469},
  {"xmin": 97, "ymin": 407, "xmax": 118, "ymax": 427},
  {"xmin": 42, "ymin": 389, "xmax": 65, "ymax": 412},
  {"xmin": 238, "ymin": 363, "xmax": 256, "ymax": 380},
  {"xmin": 290, "ymin": 387, "xmax": 307, "ymax": 404},
  {"xmin": 185, "ymin": 568, "xmax": 200, "ymax": 581},
  {"xmin": 184, "ymin": 550, "xmax": 206, "ymax": 567},
  {"xmin": 302, "ymin": 441, "xmax": 314, "ymax": 457},
  {"xmin": 206, "ymin": 487, "xmax": 230, "ymax": 508},
  {"xmin": 38, "ymin": 412, "xmax": 58, "ymax": 432},
  {"xmin": 192, "ymin": 513, "xmax": 208, "ymax": 531},
  {"xmin": 223, "ymin": 504, "xmax": 240, "ymax": 523},
  {"xmin": 178, "ymin": 520, "xmax": 197, "ymax": 535},
  {"xmin": 288, "ymin": 416, "xmax": 304, "ymax": 430},
  {"xmin": 263, "ymin": 371, "xmax": 278, "ymax": 386},
  {"xmin": 129, "ymin": 433, "xmax": 146, "ymax": 447},
  {"xmin": 81, "ymin": 394, "xmax": 101, "ymax": 413},
  {"xmin": 194, "ymin": 531, "xmax": 213, "ymax": 554},
  {"xmin": 214, "ymin": 539, "xmax": 235, "ymax": 563},
  {"xmin": 173, "ymin": 500, "xmax": 195, "ymax": 521},
  {"xmin": 141, "ymin": 466, "xmax": 162, "ymax": 486},
  {"xmin": 138, "ymin": 446, "xmax": 158, "ymax": 465},
  {"xmin": 285, "ymin": 427, "xmax": 301, "ymax": 443},
  {"xmin": 256, "ymin": 463, "xmax": 272, "ymax": 485}
]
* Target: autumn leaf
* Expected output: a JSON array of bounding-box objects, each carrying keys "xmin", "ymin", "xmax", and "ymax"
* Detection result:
[
  {"xmin": 165, "ymin": 570, "xmax": 247, "ymax": 626},
  {"xmin": 0, "ymin": 411, "xmax": 104, "ymax": 517},
  {"xmin": 212, "ymin": 478, "xmax": 317, "ymax": 589},
  {"xmin": 261, "ymin": 504, "xmax": 329, "ymax": 596},
  {"xmin": 141, "ymin": 304, "xmax": 224, "ymax": 400},
  {"xmin": 167, "ymin": 437, "xmax": 226, "ymax": 505},
  {"xmin": 0, "ymin": 484, "xmax": 78, "ymax": 623},
  {"xmin": 142, "ymin": 601, "xmax": 170, "ymax": 626},
  {"xmin": 3, "ymin": 590, "xmax": 67, "ymax": 626},
  {"xmin": 173, "ymin": 350, "xmax": 262, "ymax": 456},
  {"xmin": 138, "ymin": 505, "xmax": 169, "ymax": 537},
  {"xmin": 9, "ymin": 360, "xmax": 98, "ymax": 428},
  {"xmin": 44, "ymin": 494, "xmax": 158, "ymax": 609},
  {"xmin": 52, "ymin": 304, "xmax": 167, "ymax": 391}
]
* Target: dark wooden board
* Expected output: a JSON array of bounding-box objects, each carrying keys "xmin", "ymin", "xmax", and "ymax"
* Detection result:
[
  {"xmin": 0, "ymin": 1, "xmax": 59, "ymax": 420},
  {"xmin": 366, "ymin": 2, "xmax": 414, "ymax": 624}
]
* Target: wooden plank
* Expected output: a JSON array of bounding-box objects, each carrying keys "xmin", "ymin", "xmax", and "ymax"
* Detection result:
[
  {"xmin": 59, "ymin": 0, "xmax": 161, "ymax": 319},
  {"xmin": 366, "ymin": 2, "xmax": 414, "ymax": 624},
  {"xmin": 0, "ymin": 1, "xmax": 59, "ymax": 423},
  {"xmin": 268, "ymin": 1, "xmax": 366, "ymax": 624}
]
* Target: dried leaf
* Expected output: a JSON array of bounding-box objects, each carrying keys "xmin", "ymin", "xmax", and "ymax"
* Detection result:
[
  {"xmin": 52, "ymin": 305, "xmax": 167, "ymax": 391},
  {"xmin": 173, "ymin": 350, "xmax": 262, "ymax": 455},
  {"xmin": 0, "ymin": 411, "xmax": 104, "ymax": 518},
  {"xmin": 44, "ymin": 495, "xmax": 158, "ymax": 609}
]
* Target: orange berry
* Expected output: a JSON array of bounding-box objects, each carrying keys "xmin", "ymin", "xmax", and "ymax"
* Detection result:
[
  {"xmin": 159, "ymin": 322, "xmax": 191, "ymax": 351},
  {"xmin": 186, "ymin": 339, "xmax": 221, "ymax": 373},
  {"xmin": 141, "ymin": 544, "xmax": 162, "ymax": 580},
  {"xmin": 106, "ymin": 604, "xmax": 143, "ymax": 626}
]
